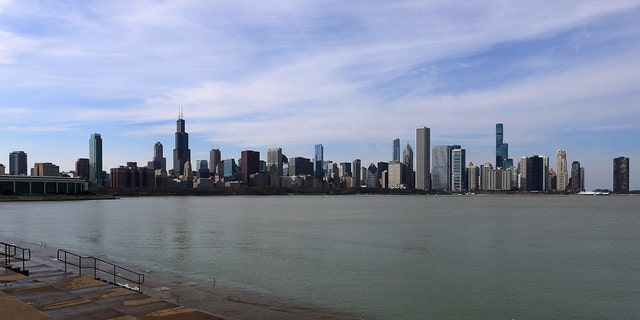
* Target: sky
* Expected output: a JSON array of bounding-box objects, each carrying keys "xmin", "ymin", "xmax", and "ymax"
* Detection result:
[{"xmin": 1, "ymin": 0, "xmax": 639, "ymax": 190}]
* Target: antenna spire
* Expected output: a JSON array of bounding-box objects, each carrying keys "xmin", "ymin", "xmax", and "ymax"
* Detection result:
[{"xmin": 179, "ymin": 107, "xmax": 184, "ymax": 119}]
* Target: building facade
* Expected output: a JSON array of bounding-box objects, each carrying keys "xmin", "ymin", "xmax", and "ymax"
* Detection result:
[
  {"xmin": 416, "ymin": 126, "xmax": 431, "ymax": 190},
  {"xmin": 314, "ymin": 144, "xmax": 324, "ymax": 183}
]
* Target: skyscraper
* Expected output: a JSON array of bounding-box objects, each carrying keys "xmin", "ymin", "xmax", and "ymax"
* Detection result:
[
  {"xmin": 416, "ymin": 126, "xmax": 431, "ymax": 190},
  {"xmin": 89, "ymin": 133, "xmax": 103, "ymax": 186},
  {"xmin": 613, "ymin": 156, "xmax": 630, "ymax": 193},
  {"xmin": 352, "ymin": 159, "xmax": 362, "ymax": 187},
  {"xmin": 432, "ymin": 145, "xmax": 452, "ymax": 191},
  {"xmin": 173, "ymin": 110, "xmax": 191, "ymax": 177},
  {"xmin": 393, "ymin": 138, "xmax": 400, "ymax": 162},
  {"xmin": 75, "ymin": 158, "xmax": 90, "ymax": 181},
  {"xmin": 403, "ymin": 143, "xmax": 414, "ymax": 189},
  {"xmin": 209, "ymin": 148, "xmax": 221, "ymax": 178},
  {"xmin": 241, "ymin": 150, "xmax": 260, "ymax": 184},
  {"xmin": 9, "ymin": 151, "xmax": 28, "ymax": 175},
  {"xmin": 267, "ymin": 148, "xmax": 283, "ymax": 176},
  {"xmin": 451, "ymin": 146, "xmax": 466, "ymax": 192},
  {"xmin": 556, "ymin": 149, "xmax": 568, "ymax": 192},
  {"xmin": 314, "ymin": 144, "xmax": 324, "ymax": 182},
  {"xmin": 495, "ymin": 123, "xmax": 510, "ymax": 169},
  {"xmin": 570, "ymin": 161, "xmax": 581, "ymax": 193},
  {"xmin": 148, "ymin": 142, "xmax": 167, "ymax": 172}
]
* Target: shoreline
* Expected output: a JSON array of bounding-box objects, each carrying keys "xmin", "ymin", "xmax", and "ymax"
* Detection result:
[{"xmin": 3, "ymin": 238, "xmax": 365, "ymax": 320}]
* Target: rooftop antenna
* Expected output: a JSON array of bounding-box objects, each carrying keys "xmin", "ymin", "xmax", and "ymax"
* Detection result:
[{"xmin": 179, "ymin": 107, "xmax": 184, "ymax": 119}]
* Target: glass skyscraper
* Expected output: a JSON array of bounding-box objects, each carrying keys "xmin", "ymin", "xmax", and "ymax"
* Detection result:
[
  {"xmin": 431, "ymin": 145, "xmax": 452, "ymax": 191},
  {"xmin": 89, "ymin": 133, "xmax": 103, "ymax": 186}
]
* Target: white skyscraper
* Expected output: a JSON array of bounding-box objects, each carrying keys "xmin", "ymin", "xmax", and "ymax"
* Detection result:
[
  {"xmin": 556, "ymin": 149, "xmax": 568, "ymax": 192},
  {"xmin": 416, "ymin": 126, "xmax": 431, "ymax": 190}
]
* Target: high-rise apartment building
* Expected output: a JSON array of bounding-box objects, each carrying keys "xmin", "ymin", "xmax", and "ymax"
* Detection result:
[
  {"xmin": 556, "ymin": 149, "xmax": 568, "ymax": 192},
  {"xmin": 416, "ymin": 126, "xmax": 431, "ymax": 190},
  {"xmin": 495, "ymin": 123, "xmax": 511, "ymax": 169},
  {"xmin": 570, "ymin": 161, "xmax": 582, "ymax": 193},
  {"xmin": 314, "ymin": 144, "xmax": 324, "ymax": 182},
  {"xmin": 89, "ymin": 134, "xmax": 103, "ymax": 186},
  {"xmin": 173, "ymin": 111, "xmax": 191, "ymax": 177},
  {"xmin": 393, "ymin": 138, "xmax": 400, "ymax": 162},
  {"xmin": 613, "ymin": 156, "xmax": 630, "ymax": 193},
  {"xmin": 267, "ymin": 148, "xmax": 283, "ymax": 176},
  {"xmin": 9, "ymin": 151, "xmax": 28, "ymax": 175}
]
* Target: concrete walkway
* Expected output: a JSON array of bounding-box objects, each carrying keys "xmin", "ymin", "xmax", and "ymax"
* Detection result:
[{"xmin": 0, "ymin": 261, "xmax": 223, "ymax": 320}]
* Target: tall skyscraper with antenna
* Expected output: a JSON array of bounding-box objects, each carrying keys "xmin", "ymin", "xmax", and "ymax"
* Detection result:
[{"xmin": 173, "ymin": 108, "xmax": 191, "ymax": 177}]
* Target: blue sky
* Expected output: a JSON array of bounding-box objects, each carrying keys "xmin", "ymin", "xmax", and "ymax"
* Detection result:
[{"xmin": 1, "ymin": 0, "xmax": 639, "ymax": 190}]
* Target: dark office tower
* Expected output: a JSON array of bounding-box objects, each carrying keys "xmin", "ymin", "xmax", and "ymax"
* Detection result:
[
  {"xmin": 89, "ymin": 133, "xmax": 103, "ymax": 186},
  {"xmin": 75, "ymin": 158, "xmax": 90, "ymax": 181},
  {"xmin": 289, "ymin": 157, "xmax": 313, "ymax": 176},
  {"xmin": 9, "ymin": 151, "xmax": 27, "ymax": 175},
  {"xmin": 526, "ymin": 155, "xmax": 544, "ymax": 191},
  {"xmin": 314, "ymin": 144, "xmax": 324, "ymax": 182},
  {"xmin": 416, "ymin": 126, "xmax": 431, "ymax": 190},
  {"xmin": 393, "ymin": 138, "xmax": 400, "ymax": 162},
  {"xmin": 496, "ymin": 123, "xmax": 509, "ymax": 169},
  {"xmin": 570, "ymin": 161, "xmax": 581, "ymax": 193},
  {"xmin": 613, "ymin": 157, "xmax": 630, "ymax": 193},
  {"xmin": 173, "ymin": 110, "xmax": 191, "ymax": 177},
  {"xmin": 240, "ymin": 150, "xmax": 260, "ymax": 184}
]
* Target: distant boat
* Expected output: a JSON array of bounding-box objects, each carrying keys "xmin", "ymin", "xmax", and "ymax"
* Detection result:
[{"xmin": 577, "ymin": 191, "xmax": 610, "ymax": 196}]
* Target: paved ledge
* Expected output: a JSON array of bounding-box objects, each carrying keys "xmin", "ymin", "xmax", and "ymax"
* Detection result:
[{"xmin": 0, "ymin": 267, "xmax": 223, "ymax": 320}]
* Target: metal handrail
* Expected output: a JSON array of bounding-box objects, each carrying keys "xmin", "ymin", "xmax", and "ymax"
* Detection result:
[
  {"xmin": 1, "ymin": 242, "xmax": 31, "ymax": 274},
  {"xmin": 57, "ymin": 249, "xmax": 144, "ymax": 292}
]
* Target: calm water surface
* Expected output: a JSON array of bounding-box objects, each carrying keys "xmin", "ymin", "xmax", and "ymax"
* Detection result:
[{"xmin": 1, "ymin": 195, "xmax": 639, "ymax": 319}]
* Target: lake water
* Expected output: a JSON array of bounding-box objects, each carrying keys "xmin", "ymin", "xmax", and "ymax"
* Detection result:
[{"xmin": 1, "ymin": 195, "xmax": 639, "ymax": 319}]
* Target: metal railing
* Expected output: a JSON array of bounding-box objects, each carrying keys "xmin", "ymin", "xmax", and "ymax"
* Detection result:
[
  {"xmin": 1, "ymin": 242, "xmax": 31, "ymax": 275},
  {"xmin": 57, "ymin": 249, "xmax": 144, "ymax": 292}
]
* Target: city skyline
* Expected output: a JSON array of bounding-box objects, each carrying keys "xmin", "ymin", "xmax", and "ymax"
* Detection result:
[{"xmin": 1, "ymin": 1, "xmax": 639, "ymax": 190}]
